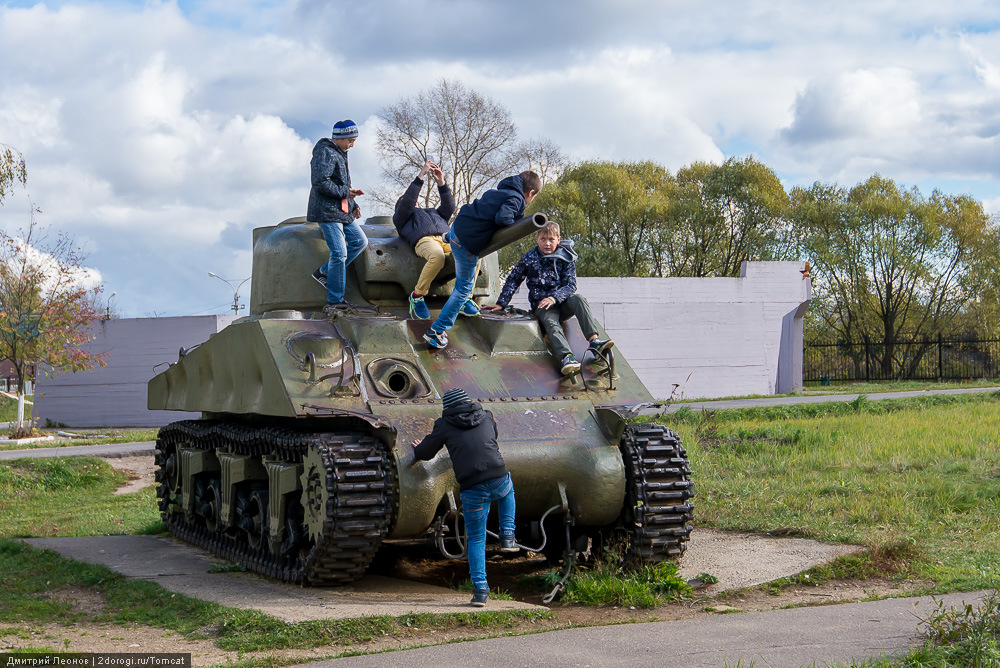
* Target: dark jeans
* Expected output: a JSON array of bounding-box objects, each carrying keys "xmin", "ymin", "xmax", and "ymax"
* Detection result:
[{"xmin": 535, "ymin": 293, "xmax": 600, "ymax": 360}]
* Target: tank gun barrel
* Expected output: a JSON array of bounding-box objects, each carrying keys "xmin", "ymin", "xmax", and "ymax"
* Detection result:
[{"xmin": 476, "ymin": 212, "xmax": 548, "ymax": 256}]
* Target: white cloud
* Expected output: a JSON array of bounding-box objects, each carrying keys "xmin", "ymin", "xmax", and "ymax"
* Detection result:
[{"xmin": 3, "ymin": 0, "xmax": 1000, "ymax": 318}]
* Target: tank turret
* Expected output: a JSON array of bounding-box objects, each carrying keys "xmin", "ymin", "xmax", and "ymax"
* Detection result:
[{"xmin": 148, "ymin": 214, "xmax": 693, "ymax": 585}]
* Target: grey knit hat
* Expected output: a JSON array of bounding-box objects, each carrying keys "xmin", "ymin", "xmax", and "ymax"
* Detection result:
[
  {"xmin": 331, "ymin": 119, "xmax": 359, "ymax": 139},
  {"xmin": 441, "ymin": 388, "xmax": 470, "ymax": 410}
]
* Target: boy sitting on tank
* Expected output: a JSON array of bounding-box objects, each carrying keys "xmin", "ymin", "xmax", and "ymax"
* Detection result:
[
  {"xmin": 411, "ymin": 388, "xmax": 519, "ymax": 607},
  {"xmin": 307, "ymin": 119, "xmax": 367, "ymax": 313},
  {"xmin": 423, "ymin": 170, "xmax": 542, "ymax": 349},
  {"xmin": 392, "ymin": 160, "xmax": 481, "ymax": 320},
  {"xmin": 483, "ymin": 221, "xmax": 613, "ymax": 375}
]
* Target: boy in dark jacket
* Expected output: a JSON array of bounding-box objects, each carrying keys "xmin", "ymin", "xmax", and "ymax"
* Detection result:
[
  {"xmin": 307, "ymin": 119, "xmax": 367, "ymax": 313},
  {"xmin": 484, "ymin": 221, "xmax": 613, "ymax": 375},
  {"xmin": 423, "ymin": 171, "xmax": 542, "ymax": 349},
  {"xmin": 412, "ymin": 388, "xmax": 518, "ymax": 607},
  {"xmin": 392, "ymin": 161, "xmax": 480, "ymax": 320}
]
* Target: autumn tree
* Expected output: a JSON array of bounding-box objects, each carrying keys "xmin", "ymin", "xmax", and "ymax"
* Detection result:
[
  {"xmin": 0, "ymin": 212, "xmax": 108, "ymax": 433},
  {"xmin": 374, "ymin": 79, "xmax": 565, "ymax": 210},
  {"xmin": 791, "ymin": 175, "xmax": 998, "ymax": 378}
]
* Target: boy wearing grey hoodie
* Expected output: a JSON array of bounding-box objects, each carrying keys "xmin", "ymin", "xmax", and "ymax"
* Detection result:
[{"xmin": 484, "ymin": 221, "xmax": 613, "ymax": 375}]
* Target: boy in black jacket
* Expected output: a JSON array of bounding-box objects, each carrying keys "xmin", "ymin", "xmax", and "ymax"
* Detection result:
[
  {"xmin": 412, "ymin": 388, "xmax": 518, "ymax": 607},
  {"xmin": 392, "ymin": 161, "xmax": 480, "ymax": 320},
  {"xmin": 423, "ymin": 171, "xmax": 541, "ymax": 349}
]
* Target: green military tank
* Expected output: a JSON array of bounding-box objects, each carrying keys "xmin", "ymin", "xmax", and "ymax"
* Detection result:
[{"xmin": 148, "ymin": 214, "xmax": 694, "ymax": 585}]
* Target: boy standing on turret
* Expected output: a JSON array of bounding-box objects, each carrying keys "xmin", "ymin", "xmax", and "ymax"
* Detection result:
[{"xmin": 307, "ymin": 119, "xmax": 368, "ymax": 313}]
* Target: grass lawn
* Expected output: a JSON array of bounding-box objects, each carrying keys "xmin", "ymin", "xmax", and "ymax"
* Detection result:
[
  {"xmin": 1, "ymin": 390, "xmax": 999, "ymax": 663},
  {"xmin": 661, "ymin": 391, "xmax": 1000, "ymax": 592}
]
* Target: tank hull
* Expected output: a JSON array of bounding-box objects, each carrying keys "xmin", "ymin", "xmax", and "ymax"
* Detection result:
[{"xmin": 148, "ymin": 217, "xmax": 694, "ymax": 584}]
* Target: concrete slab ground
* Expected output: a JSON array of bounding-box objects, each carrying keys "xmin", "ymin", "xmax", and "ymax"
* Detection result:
[{"xmin": 24, "ymin": 535, "xmax": 546, "ymax": 622}]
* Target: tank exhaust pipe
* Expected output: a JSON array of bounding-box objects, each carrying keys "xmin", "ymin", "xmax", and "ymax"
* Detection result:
[{"xmin": 476, "ymin": 212, "xmax": 548, "ymax": 257}]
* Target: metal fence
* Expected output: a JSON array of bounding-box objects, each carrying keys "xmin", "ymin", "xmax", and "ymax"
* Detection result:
[{"xmin": 804, "ymin": 336, "xmax": 1000, "ymax": 382}]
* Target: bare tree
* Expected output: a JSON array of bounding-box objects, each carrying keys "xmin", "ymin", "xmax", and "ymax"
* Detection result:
[
  {"xmin": 374, "ymin": 79, "xmax": 563, "ymax": 209},
  {"xmin": 516, "ymin": 136, "xmax": 567, "ymax": 187}
]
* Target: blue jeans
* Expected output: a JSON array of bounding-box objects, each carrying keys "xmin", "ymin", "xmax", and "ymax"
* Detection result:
[
  {"xmin": 460, "ymin": 473, "xmax": 516, "ymax": 592},
  {"xmin": 319, "ymin": 220, "xmax": 368, "ymax": 303},
  {"xmin": 430, "ymin": 234, "xmax": 478, "ymax": 334}
]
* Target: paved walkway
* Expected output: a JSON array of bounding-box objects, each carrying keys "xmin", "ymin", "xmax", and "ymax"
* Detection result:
[
  {"xmin": 661, "ymin": 385, "xmax": 1000, "ymax": 413},
  {"xmin": 300, "ymin": 590, "xmax": 991, "ymax": 667}
]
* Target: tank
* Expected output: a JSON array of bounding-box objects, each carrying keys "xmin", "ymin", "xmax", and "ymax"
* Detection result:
[{"xmin": 148, "ymin": 214, "xmax": 694, "ymax": 585}]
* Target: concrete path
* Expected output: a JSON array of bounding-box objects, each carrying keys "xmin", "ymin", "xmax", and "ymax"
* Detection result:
[
  {"xmin": 24, "ymin": 535, "xmax": 545, "ymax": 622},
  {"xmin": 301, "ymin": 590, "xmax": 991, "ymax": 667},
  {"xmin": 0, "ymin": 441, "xmax": 155, "ymax": 459},
  {"xmin": 660, "ymin": 385, "xmax": 1000, "ymax": 413}
]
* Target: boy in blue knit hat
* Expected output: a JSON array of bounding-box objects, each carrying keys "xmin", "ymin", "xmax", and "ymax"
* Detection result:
[
  {"xmin": 307, "ymin": 119, "xmax": 368, "ymax": 313},
  {"xmin": 412, "ymin": 387, "xmax": 518, "ymax": 607}
]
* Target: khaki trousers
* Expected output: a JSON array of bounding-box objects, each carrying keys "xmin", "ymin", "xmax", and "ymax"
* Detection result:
[{"xmin": 413, "ymin": 235, "xmax": 480, "ymax": 296}]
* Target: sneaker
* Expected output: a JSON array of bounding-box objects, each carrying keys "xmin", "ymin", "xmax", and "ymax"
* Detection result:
[
  {"xmin": 423, "ymin": 329, "xmax": 449, "ymax": 349},
  {"xmin": 312, "ymin": 269, "xmax": 327, "ymax": 289},
  {"xmin": 588, "ymin": 338, "xmax": 615, "ymax": 355},
  {"xmin": 499, "ymin": 533, "xmax": 519, "ymax": 553},
  {"xmin": 470, "ymin": 589, "xmax": 489, "ymax": 607},
  {"xmin": 323, "ymin": 302, "xmax": 350, "ymax": 316},
  {"xmin": 409, "ymin": 294, "xmax": 430, "ymax": 320},
  {"xmin": 459, "ymin": 299, "xmax": 481, "ymax": 317},
  {"xmin": 560, "ymin": 354, "xmax": 581, "ymax": 375}
]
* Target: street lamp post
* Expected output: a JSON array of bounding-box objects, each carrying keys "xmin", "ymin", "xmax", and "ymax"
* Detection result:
[
  {"xmin": 106, "ymin": 292, "xmax": 116, "ymax": 320},
  {"xmin": 208, "ymin": 272, "xmax": 251, "ymax": 314}
]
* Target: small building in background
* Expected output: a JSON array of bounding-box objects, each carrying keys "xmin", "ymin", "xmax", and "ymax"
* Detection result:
[
  {"xmin": 0, "ymin": 360, "xmax": 34, "ymax": 394},
  {"xmin": 32, "ymin": 315, "xmax": 236, "ymax": 428}
]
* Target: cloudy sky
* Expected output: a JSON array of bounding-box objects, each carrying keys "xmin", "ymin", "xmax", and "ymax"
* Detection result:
[{"xmin": 2, "ymin": 0, "xmax": 1000, "ymax": 318}]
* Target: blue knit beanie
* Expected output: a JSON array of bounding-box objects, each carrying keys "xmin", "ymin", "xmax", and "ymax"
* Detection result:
[
  {"xmin": 442, "ymin": 388, "xmax": 470, "ymax": 410},
  {"xmin": 332, "ymin": 119, "xmax": 359, "ymax": 139}
]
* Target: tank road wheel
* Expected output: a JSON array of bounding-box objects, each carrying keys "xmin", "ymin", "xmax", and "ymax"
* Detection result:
[
  {"xmin": 155, "ymin": 421, "xmax": 396, "ymax": 586},
  {"xmin": 297, "ymin": 434, "xmax": 397, "ymax": 585},
  {"xmin": 301, "ymin": 447, "xmax": 330, "ymax": 543},
  {"xmin": 618, "ymin": 423, "xmax": 694, "ymax": 566}
]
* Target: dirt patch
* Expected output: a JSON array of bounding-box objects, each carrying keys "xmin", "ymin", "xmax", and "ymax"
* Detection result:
[{"xmin": 102, "ymin": 455, "xmax": 155, "ymax": 496}]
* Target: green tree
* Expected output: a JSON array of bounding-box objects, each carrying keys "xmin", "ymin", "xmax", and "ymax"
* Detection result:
[
  {"xmin": 666, "ymin": 157, "xmax": 791, "ymax": 277},
  {"xmin": 1, "ymin": 144, "xmax": 27, "ymax": 205},
  {"xmin": 522, "ymin": 160, "xmax": 675, "ymax": 276},
  {"xmin": 792, "ymin": 175, "xmax": 997, "ymax": 378}
]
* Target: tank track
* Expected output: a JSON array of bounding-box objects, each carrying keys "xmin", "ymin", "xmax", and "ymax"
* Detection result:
[
  {"xmin": 620, "ymin": 422, "xmax": 694, "ymax": 563},
  {"xmin": 154, "ymin": 420, "xmax": 395, "ymax": 585}
]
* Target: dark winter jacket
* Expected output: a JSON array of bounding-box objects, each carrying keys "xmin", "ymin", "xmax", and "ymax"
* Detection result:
[
  {"xmin": 413, "ymin": 402, "xmax": 508, "ymax": 490},
  {"xmin": 451, "ymin": 174, "xmax": 527, "ymax": 255},
  {"xmin": 306, "ymin": 138, "xmax": 359, "ymax": 223},
  {"xmin": 496, "ymin": 239, "xmax": 578, "ymax": 311},
  {"xmin": 392, "ymin": 177, "xmax": 455, "ymax": 248}
]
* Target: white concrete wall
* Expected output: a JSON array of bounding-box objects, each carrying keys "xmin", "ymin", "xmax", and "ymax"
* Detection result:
[
  {"xmin": 33, "ymin": 315, "xmax": 237, "ymax": 428},
  {"xmin": 32, "ymin": 262, "xmax": 810, "ymax": 426},
  {"xmin": 509, "ymin": 261, "xmax": 812, "ymax": 400}
]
